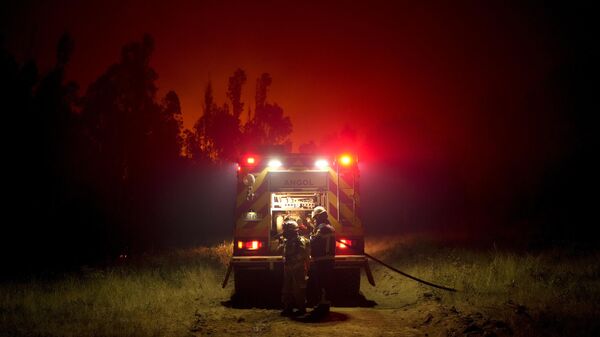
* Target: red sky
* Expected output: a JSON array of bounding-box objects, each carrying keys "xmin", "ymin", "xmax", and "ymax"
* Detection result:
[
  {"xmin": 4, "ymin": 0, "xmax": 594, "ymax": 236},
  {"xmin": 2, "ymin": 0, "xmax": 570, "ymax": 177}
]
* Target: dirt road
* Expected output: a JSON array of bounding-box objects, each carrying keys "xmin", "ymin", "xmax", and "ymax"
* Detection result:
[{"xmin": 190, "ymin": 299, "xmax": 517, "ymax": 337}]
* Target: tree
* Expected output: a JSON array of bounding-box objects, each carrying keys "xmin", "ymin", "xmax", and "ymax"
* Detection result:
[
  {"xmin": 193, "ymin": 82, "xmax": 241, "ymax": 162},
  {"xmin": 243, "ymin": 73, "xmax": 292, "ymax": 151},
  {"xmin": 80, "ymin": 34, "xmax": 183, "ymax": 251},
  {"xmin": 183, "ymin": 128, "xmax": 202, "ymax": 160},
  {"xmin": 227, "ymin": 68, "xmax": 247, "ymax": 120},
  {"xmin": 155, "ymin": 90, "xmax": 183, "ymax": 163},
  {"xmin": 187, "ymin": 70, "xmax": 293, "ymax": 161},
  {"xmin": 189, "ymin": 68, "xmax": 249, "ymax": 163}
]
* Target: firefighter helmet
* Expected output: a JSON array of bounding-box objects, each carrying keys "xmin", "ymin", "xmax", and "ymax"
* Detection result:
[
  {"xmin": 283, "ymin": 220, "xmax": 299, "ymax": 232},
  {"xmin": 311, "ymin": 206, "xmax": 327, "ymax": 219}
]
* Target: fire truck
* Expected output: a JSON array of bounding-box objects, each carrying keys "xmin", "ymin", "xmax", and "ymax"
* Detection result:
[{"xmin": 223, "ymin": 153, "xmax": 375, "ymax": 300}]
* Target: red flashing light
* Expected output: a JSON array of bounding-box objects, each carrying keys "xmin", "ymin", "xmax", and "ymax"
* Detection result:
[{"xmin": 240, "ymin": 155, "xmax": 259, "ymax": 167}]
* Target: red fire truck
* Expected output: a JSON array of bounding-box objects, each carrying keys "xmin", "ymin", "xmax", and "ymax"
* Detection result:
[{"xmin": 223, "ymin": 153, "xmax": 375, "ymax": 299}]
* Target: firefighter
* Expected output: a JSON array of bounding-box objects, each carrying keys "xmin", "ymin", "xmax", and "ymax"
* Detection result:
[
  {"xmin": 279, "ymin": 220, "xmax": 310, "ymax": 316},
  {"xmin": 297, "ymin": 216, "xmax": 314, "ymax": 238},
  {"xmin": 309, "ymin": 206, "xmax": 336, "ymax": 317}
]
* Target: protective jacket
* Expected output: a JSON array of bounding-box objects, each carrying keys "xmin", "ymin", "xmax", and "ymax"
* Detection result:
[
  {"xmin": 281, "ymin": 234, "xmax": 310, "ymax": 312},
  {"xmin": 310, "ymin": 221, "xmax": 336, "ymax": 262},
  {"xmin": 283, "ymin": 235, "xmax": 310, "ymax": 268}
]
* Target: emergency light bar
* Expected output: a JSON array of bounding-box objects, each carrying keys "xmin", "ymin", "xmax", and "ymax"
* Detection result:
[
  {"xmin": 268, "ymin": 159, "xmax": 282, "ymax": 168},
  {"xmin": 314, "ymin": 159, "xmax": 329, "ymax": 169},
  {"xmin": 241, "ymin": 155, "xmax": 259, "ymax": 167},
  {"xmin": 339, "ymin": 154, "xmax": 353, "ymax": 166},
  {"xmin": 239, "ymin": 154, "xmax": 356, "ymax": 169}
]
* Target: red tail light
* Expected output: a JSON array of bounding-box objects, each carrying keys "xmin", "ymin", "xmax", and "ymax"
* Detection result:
[
  {"xmin": 237, "ymin": 240, "xmax": 263, "ymax": 250},
  {"xmin": 336, "ymin": 239, "xmax": 353, "ymax": 249}
]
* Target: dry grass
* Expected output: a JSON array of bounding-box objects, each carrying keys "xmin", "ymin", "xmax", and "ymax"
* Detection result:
[
  {"xmin": 2, "ymin": 237, "xmax": 599, "ymax": 336},
  {"xmin": 0, "ymin": 242, "xmax": 232, "ymax": 337},
  {"xmin": 363, "ymin": 236, "xmax": 600, "ymax": 336}
]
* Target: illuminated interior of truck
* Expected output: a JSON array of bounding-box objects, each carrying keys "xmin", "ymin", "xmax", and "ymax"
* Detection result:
[{"xmin": 270, "ymin": 192, "xmax": 327, "ymax": 235}]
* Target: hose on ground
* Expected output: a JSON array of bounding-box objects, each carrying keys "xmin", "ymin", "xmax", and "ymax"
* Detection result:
[{"xmin": 339, "ymin": 239, "xmax": 457, "ymax": 292}]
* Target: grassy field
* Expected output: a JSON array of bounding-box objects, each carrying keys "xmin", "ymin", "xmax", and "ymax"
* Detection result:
[
  {"xmin": 1, "ymin": 236, "xmax": 599, "ymax": 336},
  {"xmin": 0, "ymin": 244, "xmax": 232, "ymax": 337},
  {"xmin": 362, "ymin": 236, "xmax": 600, "ymax": 336}
]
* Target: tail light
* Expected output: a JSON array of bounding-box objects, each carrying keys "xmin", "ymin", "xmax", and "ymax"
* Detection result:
[
  {"xmin": 336, "ymin": 239, "xmax": 353, "ymax": 249},
  {"xmin": 237, "ymin": 240, "xmax": 263, "ymax": 251}
]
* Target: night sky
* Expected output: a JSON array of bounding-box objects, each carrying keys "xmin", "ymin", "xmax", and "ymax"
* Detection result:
[{"xmin": 1, "ymin": 1, "xmax": 596, "ymax": 239}]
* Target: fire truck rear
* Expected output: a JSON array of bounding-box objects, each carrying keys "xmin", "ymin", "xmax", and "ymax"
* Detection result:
[{"xmin": 226, "ymin": 153, "xmax": 375, "ymax": 299}]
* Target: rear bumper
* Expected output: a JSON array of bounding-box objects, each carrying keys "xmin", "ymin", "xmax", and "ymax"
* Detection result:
[
  {"xmin": 231, "ymin": 255, "xmax": 368, "ymax": 271},
  {"xmin": 231, "ymin": 256, "xmax": 284, "ymax": 271}
]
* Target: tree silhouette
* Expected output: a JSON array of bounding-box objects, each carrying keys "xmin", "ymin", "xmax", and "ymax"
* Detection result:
[
  {"xmin": 2, "ymin": 35, "xmax": 40, "ymax": 272},
  {"xmin": 0, "ymin": 32, "xmax": 110, "ymax": 270},
  {"xmin": 193, "ymin": 82, "xmax": 241, "ymax": 162},
  {"xmin": 187, "ymin": 71, "xmax": 293, "ymax": 160},
  {"xmin": 155, "ymin": 90, "xmax": 183, "ymax": 164},
  {"xmin": 183, "ymin": 128, "xmax": 203, "ymax": 161},
  {"xmin": 3, "ymin": 33, "xmax": 299, "ymax": 270},
  {"xmin": 80, "ymin": 34, "xmax": 183, "ymax": 251},
  {"xmin": 243, "ymin": 73, "xmax": 292, "ymax": 152},
  {"xmin": 255, "ymin": 72, "xmax": 271, "ymax": 110},
  {"xmin": 227, "ymin": 68, "xmax": 247, "ymax": 121}
]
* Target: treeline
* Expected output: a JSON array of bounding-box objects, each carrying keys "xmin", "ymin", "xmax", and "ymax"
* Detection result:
[{"xmin": 0, "ymin": 34, "xmax": 294, "ymax": 275}]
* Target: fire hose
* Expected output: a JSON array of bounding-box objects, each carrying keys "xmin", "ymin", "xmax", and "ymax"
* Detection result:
[{"xmin": 337, "ymin": 239, "xmax": 457, "ymax": 292}]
